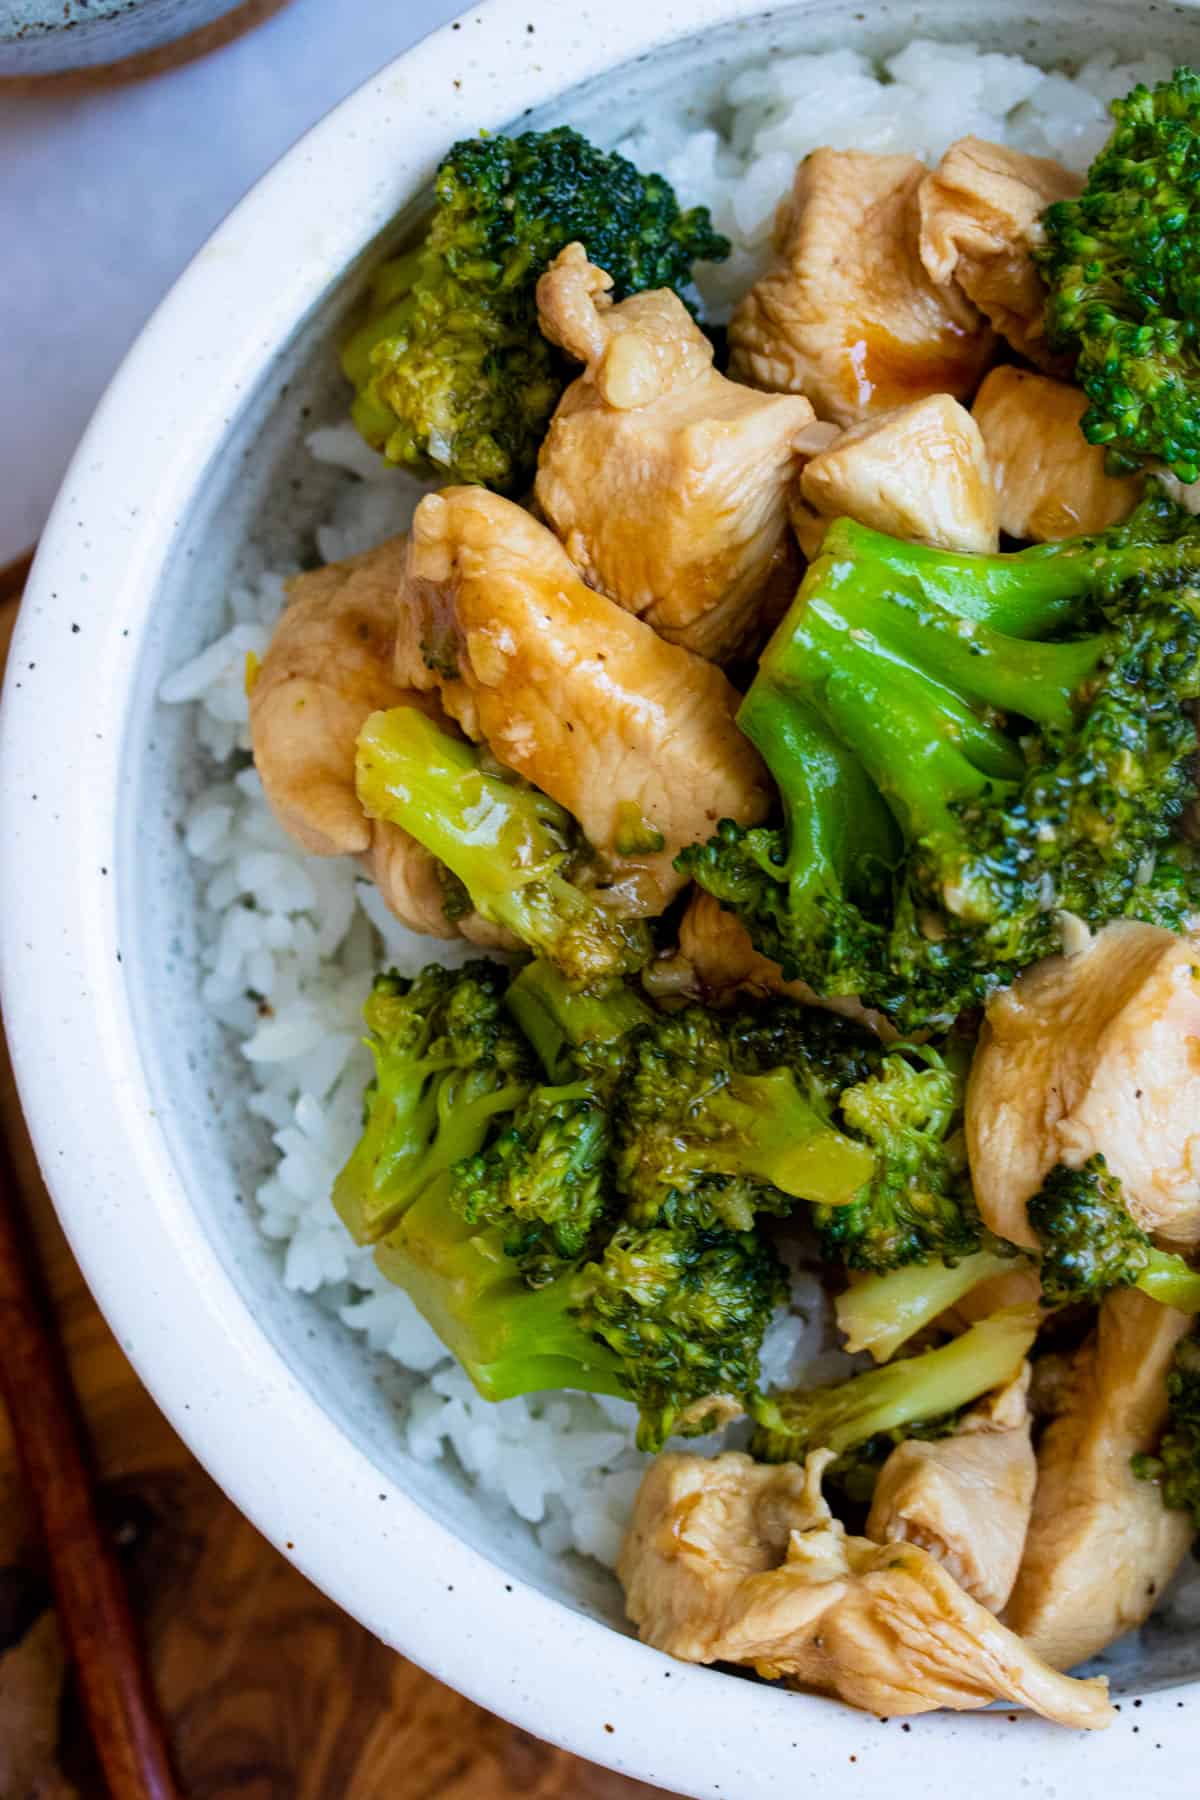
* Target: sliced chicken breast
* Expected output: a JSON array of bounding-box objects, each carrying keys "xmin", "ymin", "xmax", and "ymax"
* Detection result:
[
  {"xmin": 966, "ymin": 921, "xmax": 1200, "ymax": 1250},
  {"xmin": 972, "ymin": 366, "xmax": 1140, "ymax": 540},
  {"xmin": 919, "ymin": 137, "xmax": 1082, "ymax": 370},
  {"xmin": 393, "ymin": 487, "xmax": 769, "ymax": 914},
  {"xmin": 534, "ymin": 244, "xmax": 814, "ymax": 661},
  {"xmin": 729, "ymin": 149, "xmax": 995, "ymax": 426},
  {"xmin": 618, "ymin": 1449, "xmax": 1112, "ymax": 1728},
  {"xmin": 1006, "ymin": 1290, "xmax": 1194, "ymax": 1668}
]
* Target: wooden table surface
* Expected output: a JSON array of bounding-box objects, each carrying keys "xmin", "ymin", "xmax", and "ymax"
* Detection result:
[{"xmin": 0, "ymin": 592, "xmax": 677, "ymax": 1799}]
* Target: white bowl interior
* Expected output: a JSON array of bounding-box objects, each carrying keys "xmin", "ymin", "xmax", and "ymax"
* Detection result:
[{"xmin": 120, "ymin": 0, "xmax": 1200, "ymax": 1696}]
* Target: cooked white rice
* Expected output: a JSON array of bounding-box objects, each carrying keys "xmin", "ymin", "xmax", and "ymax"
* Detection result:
[{"xmin": 161, "ymin": 40, "xmax": 1173, "ymax": 1572}]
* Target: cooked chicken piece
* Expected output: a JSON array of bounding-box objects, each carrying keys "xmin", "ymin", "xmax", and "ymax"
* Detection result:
[
  {"xmin": 865, "ymin": 1366, "xmax": 1035, "ymax": 1612},
  {"xmin": 728, "ymin": 149, "xmax": 995, "ymax": 428},
  {"xmin": 918, "ymin": 137, "xmax": 1082, "ymax": 370},
  {"xmin": 972, "ymin": 367, "xmax": 1141, "ymax": 540},
  {"xmin": 797, "ymin": 394, "xmax": 998, "ymax": 556},
  {"xmin": 676, "ymin": 891, "xmax": 895, "ymax": 1039},
  {"xmin": 1006, "ymin": 1290, "xmax": 1194, "ymax": 1669},
  {"xmin": 249, "ymin": 542, "xmax": 469, "ymax": 940},
  {"xmin": 393, "ymin": 487, "xmax": 769, "ymax": 914},
  {"xmin": 966, "ymin": 921, "xmax": 1200, "ymax": 1250},
  {"xmin": 251, "ymin": 542, "xmax": 409, "ymax": 859},
  {"xmin": 619, "ymin": 1449, "xmax": 1112, "ymax": 1728},
  {"xmin": 533, "ymin": 245, "xmax": 814, "ymax": 661}
]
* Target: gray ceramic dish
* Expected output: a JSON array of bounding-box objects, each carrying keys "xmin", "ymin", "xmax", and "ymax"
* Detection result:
[
  {"xmin": 0, "ymin": 0, "xmax": 251, "ymax": 75},
  {"xmin": 3, "ymin": 1, "xmax": 1200, "ymax": 1793}
]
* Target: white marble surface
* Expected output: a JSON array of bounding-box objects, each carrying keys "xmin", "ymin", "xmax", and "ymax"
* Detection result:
[{"xmin": 0, "ymin": 0, "xmax": 465, "ymax": 564}]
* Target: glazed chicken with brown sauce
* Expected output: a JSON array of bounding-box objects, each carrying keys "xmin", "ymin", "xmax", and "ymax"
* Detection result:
[
  {"xmin": 865, "ymin": 1366, "xmax": 1036, "ymax": 1613},
  {"xmin": 796, "ymin": 392, "xmax": 998, "ymax": 556},
  {"xmin": 966, "ymin": 921, "xmax": 1200, "ymax": 1251},
  {"xmin": 619, "ymin": 1449, "xmax": 1112, "ymax": 1727},
  {"xmin": 918, "ymin": 137, "xmax": 1082, "ymax": 370},
  {"xmin": 972, "ymin": 365, "xmax": 1141, "ymax": 539},
  {"xmin": 534, "ymin": 244, "xmax": 816, "ymax": 661},
  {"xmin": 249, "ymin": 542, "xmax": 471, "ymax": 939},
  {"xmin": 393, "ymin": 485, "xmax": 769, "ymax": 913},
  {"xmin": 728, "ymin": 148, "xmax": 995, "ymax": 425},
  {"xmin": 1005, "ymin": 1290, "xmax": 1195, "ymax": 1669}
]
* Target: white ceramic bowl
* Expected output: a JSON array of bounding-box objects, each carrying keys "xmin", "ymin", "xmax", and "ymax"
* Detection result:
[{"xmin": 5, "ymin": 2, "xmax": 1200, "ymax": 1792}]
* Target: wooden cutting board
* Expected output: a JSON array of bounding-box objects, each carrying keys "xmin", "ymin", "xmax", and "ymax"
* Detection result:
[{"xmin": 0, "ymin": 589, "xmax": 676, "ymax": 1799}]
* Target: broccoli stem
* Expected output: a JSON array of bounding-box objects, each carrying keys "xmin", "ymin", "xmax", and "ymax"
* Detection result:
[
  {"xmin": 752, "ymin": 1305, "xmax": 1038, "ymax": 1460},
  {"xmin": 816, "ymin": 516, "xmax": 1200, "ymax": 636},
  {"xmin": 505, "ymin": 958, "xmax": 651, "ymax": 1078},
  {"xmin": 375, "ymin": 1178, "xmax": 627, "ymax": 1402},
  {"xmin": 356, "ymin": 707, "xmax": 649, "ymax": 983},
  {"xmin": 1136, "ymin": 1248, "xmax": 1200, "ymax": 1313},
  {"xmin": 834, "ymin": 1246, "xmax": 1023, "ymax": 1363},
  {"xmin": 698, "ymin": 1067, "xmax": 876, "ymax": 1206},
  {"xmin": 737, "ymin": 683, "xmax": 900, "ymax": 927}
]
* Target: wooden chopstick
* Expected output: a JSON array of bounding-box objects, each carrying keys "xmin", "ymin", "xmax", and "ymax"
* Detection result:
[{"xmin": 0, "ymin": 1126, "xmax": 182, "ymax": 1798}]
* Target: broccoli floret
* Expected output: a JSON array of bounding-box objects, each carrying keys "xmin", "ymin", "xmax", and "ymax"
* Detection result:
[
  {"xmin": 572, "ymin": 1222, "xmax": 787, "ymax": 1451},
  {"xmin": 356, "ymin": 706, "xmax": 651, "ymax": 985},
  {"xmin": 451, "ymin": 961, "xmax": 651, "ymax": 1285},
  {"xmin": 450, "ymin": 1082, "xmax": 611, "ymax": 1285},
  {"xmin": 1133, "ymin": 1329, "xmax": 1200, "ymax": 1528},
  {"xmin": 815, "ymin": 1042, "xmax": 982, "ymax": 1273},
  {"xmin": 750, "ymin": 1306, "xmax": 1039, "ymax": 1462},
  {"xmin": 1038, "ymin": 67, "xmax": 1200, "ymax": 481},
  {"xmin": 376, "ymin": 1189, "xmax": 784, "ymax": 1452},
  {"xmin": 835, "ymin": 1243, "xmax": 1024, "ymax": 1363},
  {"xmin": 1028, "ymin": 1155, "xmax": 1200, "ymax": 1311},
  {"xmin": 342, "ymin": 127, "xmax": 728, "ymax": 493},
  {"xmin": 332, "ymin": 963, "xmax": 534, "ymax": 1245},
  {"xmin": 681, "ymin": 499, "xmax": 1200, "ymax": 1031},
  {"xmin": 613, "ymin": 1003, "xmax": 877, "ymax": 1232}
]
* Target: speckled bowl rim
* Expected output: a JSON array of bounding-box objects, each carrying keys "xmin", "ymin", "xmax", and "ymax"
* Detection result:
[{"xmin": 1, "ymin": 1, "xmax": 1194, "ymax": 1791}]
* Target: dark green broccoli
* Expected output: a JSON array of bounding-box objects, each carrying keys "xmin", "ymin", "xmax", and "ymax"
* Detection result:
[
  {"xmin": 1133, "ymin": 1328, "xmax": 1200, "ymax": 1527},
  {"xmin": 1038, "ymin": 66, "xmax": 1200, "ymax": 481},
  {"xmin": 451, "ymin": 961, "xmax": 651, "ymax": 1285},
  {"xmin": 1028, "ymin": 1155, "xmax": 1200, "ymax": 1311},
  {"xmin": 750, "ymin": 1305, "xmax": 1039, "ymax": 1463},
  {"xmin": 680, "ymin": 496, "xmax": 1200, "ymax": 1031},
  {"xmin": 343, "ymin": 127, "xmax": 728, "ymax": 493},
  {"xmin": 356, "ymin": 706, "xmax": 651, "ymax": 986},
  {"xmin": 815, "ymin": 1042, "xmax": 982, "ymax": 1274},
  {"xmin": 332, "ymin": 963, "xmax": 534, "ymax": 1245},
  {"xmin": 613, "ymin": 1002, "xmax": 877, "ymax": 1233},
  {"xmin": 834, "ymin": 1243, "xmax": 1023, "ymax": 1363},
  {"xmin": 376, "ymin": 1192, "xmax": 784, "ymax": 1452}
]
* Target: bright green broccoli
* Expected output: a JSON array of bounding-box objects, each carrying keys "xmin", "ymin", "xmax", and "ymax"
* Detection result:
[
  {"xmin": 1133, "ymin": 1328, "xmax": 1200, "ymax": 1528},
  {"xmin": 342, "ymin": 127, "xmax": 729, "ymax": 493},
  {"xmin": 1038, "ymin": 66, "xmax": 1200, "ymax": 481},
  {"xmin": 332, "ymin": 962, "xmax": 534, "ymax": 1245},
  {"xmin": 834, "ymin": 1243, "xmax": 1023, "ymax": 1363},
  {"xmin": 680, "ymin": 495, "xmax": 1200, "ymax": 1031},
  {"xmin": 750, "ymin": 1305, "xmax": 1039, "ymax": 1463},
  {"xmin": 814, "ymin": 1042, "xmax": 982, "ymax": 1274},
  {"xmin": 376, "ymin": 1192, "xmax": 785, "ymax": 1452},
  {"xmin": 613, "ymin": 1002, "xmax": 877, "ymax": 1233},
  {"xmin": 356, "ymin": 706, "xmax": 651, "ymax": 986},
  {"xmin": 337, "ymin": 957, "xmax": 786, "ymax": 1448},
  {"xmin": 450, "ymin": 961, "xmax": 651, "ymax": 1285},
  {"xmin": 1028, "ymin": 1155, "xmax": 1200, "ymax": 1312}
]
